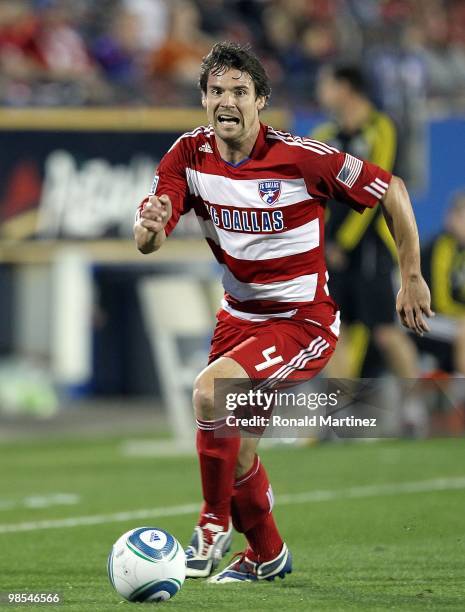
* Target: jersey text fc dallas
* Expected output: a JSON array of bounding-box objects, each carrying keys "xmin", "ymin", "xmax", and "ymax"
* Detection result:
[{"xmin": 137, "ymin": 123, "xmax": 392, "ymax": 337}]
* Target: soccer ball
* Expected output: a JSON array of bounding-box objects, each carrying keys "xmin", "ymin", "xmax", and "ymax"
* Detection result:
[{"xmin": 107, "ymin": 526, "xmax": 186, "ymax": 603}]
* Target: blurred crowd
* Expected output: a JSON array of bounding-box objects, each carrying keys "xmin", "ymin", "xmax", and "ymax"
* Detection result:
[{"xmin": 1, "ymin": 0, "xmax": 465, "ymax": 113}]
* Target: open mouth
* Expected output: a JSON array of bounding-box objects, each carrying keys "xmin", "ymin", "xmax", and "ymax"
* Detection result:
[{"xmin": 217, "ymin": 114, "xmax": 240, "ymax": 126}]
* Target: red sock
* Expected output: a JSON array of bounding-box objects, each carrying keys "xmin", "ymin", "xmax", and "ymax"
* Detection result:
[
  {"xmin": 245, "ymin": 514, "xmax": 283, "ymax": 563},
  {"xmin": 196, "ymin": 418, "xmax": 240, "ymax": 530},
  {"xmin": 231, "ymin": 455, "xmax": 283, "ymax": 562}
]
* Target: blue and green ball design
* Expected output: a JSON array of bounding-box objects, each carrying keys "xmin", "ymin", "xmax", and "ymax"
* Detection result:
[
  {"xmin": 127, "ymin": 527, "xmax": 179, "ymax": 562},
  {"xmin": 128, "ymin": 578, "xmax": 183, "ymax": 603}
]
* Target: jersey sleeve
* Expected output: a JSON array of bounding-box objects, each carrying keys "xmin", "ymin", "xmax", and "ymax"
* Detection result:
[
  {"xmin": 136, "ymin": 138, "xmax": 190, "ymax": 237},
  {"xmin": 303, "ymin": 150, "xmax": 393, "ymax": 213}
]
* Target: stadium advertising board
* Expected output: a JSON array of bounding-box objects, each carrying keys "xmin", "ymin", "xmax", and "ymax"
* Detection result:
[
  {"xmin": 0, "ymin": 110, "xmax": 184, "ymax": 241},
  {"xmin": 0, "ymin": 108, "xmax": 287, "ymax": 241}
]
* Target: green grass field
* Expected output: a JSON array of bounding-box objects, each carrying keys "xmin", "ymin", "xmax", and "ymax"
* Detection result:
[{"xmin": 0, "ymin": 436, "xmax": 464, "ymax": 611}]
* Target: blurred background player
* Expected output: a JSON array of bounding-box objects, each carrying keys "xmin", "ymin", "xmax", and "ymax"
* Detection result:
[
  {"xmin": 312, "ymin": 64, "xmax": 419, "ymax": 380},
  {"xmin": 414, "ymin": 191, "xmax": 465, "ymax": 376}
]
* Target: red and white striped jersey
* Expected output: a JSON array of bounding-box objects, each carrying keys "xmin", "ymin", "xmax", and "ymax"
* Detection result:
[{"xmin": 137, "ymin": 123, "xmax": 392, "ymax": 334}]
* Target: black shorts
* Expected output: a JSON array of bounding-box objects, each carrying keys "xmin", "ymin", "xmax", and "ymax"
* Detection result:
[{"xmin": 328, "ymin": 268, "xmax": 396, "ymax": 329}]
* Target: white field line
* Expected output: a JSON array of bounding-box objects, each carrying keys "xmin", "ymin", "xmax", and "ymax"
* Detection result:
[
  {"xmin": 0, "ymin": 476, "xmax": 464, "ymax": 534},
  {"xmin": 0, "ymin": 493, "xmax": 80, "ymax": 512}
]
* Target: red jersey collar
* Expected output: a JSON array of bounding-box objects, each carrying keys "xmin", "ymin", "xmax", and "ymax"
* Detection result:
[{"xmin": 211, "ymin": 122, "xmax": 268, "ymax": 167}]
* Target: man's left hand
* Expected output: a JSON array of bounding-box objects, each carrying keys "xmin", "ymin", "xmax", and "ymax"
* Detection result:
[{"xmin": 396, "ymin": 275, "xmax": 434, "ymax": 336}]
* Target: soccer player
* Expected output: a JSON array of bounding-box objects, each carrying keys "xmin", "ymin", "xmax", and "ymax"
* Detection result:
[
  {"xmin": 134, "ymin": 43, "xmax": 433, "ymax": 583},
  {"xmin": 312, "ymin": 64, "xmax": 419, "ymax": 379}
]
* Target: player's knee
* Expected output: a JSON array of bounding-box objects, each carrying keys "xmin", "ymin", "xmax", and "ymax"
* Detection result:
[{"xmin": 192, "ymin": 373, "xmax": 215, "ymax": 420}]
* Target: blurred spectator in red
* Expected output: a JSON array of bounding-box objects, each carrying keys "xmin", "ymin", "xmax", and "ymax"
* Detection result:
[
  {"xmin": 33, "ymin": 0, "xmax": 93, "ymax": 78},
  {"xmin": 0, "ymin": 1, "xmax": 43, "ymax": 86},
  {"xmin": 0, "ymin": 0, "xmax": 108, "ymax": 105}
]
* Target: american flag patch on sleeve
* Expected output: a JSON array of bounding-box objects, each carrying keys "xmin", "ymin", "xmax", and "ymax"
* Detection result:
[{"xmin": 336, "ymin": 153, "xmax": 363, "ymax": 188}]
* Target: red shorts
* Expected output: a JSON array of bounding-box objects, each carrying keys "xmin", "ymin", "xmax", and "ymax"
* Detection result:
[{"xmin": 208, "ymin": 309, "xmax": 337, "ymax": 387}]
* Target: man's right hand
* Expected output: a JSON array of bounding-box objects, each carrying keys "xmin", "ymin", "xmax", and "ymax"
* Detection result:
[
  {"xmin": 134, "ymin": 194, "xmax": 172, "ymax": 254},
  {"xmin": 139, "ymin": 194, "xmax": 172, "ymax": 234}
]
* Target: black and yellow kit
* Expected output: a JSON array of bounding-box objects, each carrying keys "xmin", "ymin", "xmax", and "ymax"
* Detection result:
[
  {"xmin": 312, "ymin": 109, "xmax": 398, "ymax": 375},
  {"xmin": 312, "ymin": 109, "xmax": 397, "ymax": 329},
  {"xmin": 423, "ymin": 234, "xmax": 465, "ymax": 317},
  {"xmin": 414, "ymin": 233, "xmax": 465, "ymax": 371}
]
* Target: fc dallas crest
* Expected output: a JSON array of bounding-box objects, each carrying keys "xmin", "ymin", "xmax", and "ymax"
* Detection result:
[{"xmin": 258, "ymin": 180, "xmax": 281, "ymax": 205}]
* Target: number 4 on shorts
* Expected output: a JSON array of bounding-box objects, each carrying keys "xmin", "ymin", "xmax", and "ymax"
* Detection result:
[{"xmin": 255, "ymin": 346, "xmax": 284, "ymax": 372}]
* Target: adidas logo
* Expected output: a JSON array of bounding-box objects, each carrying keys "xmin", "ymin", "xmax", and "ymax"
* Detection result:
[
  {"xmin": 198, "ymin": 142, "xmax": 213, "ymax": 153},
  {"xmin": 150, "ymin": 531, "xmax": 161, "ymax": 542}
]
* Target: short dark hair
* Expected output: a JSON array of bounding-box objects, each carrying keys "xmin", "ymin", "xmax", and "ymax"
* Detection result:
[
  {"xmin": 328, "ymin": 64, "xmax": 367, "ymax": 96},
  {"xmin": 199, "ymin": 42, "xmax": 271, "ymax": 102}
]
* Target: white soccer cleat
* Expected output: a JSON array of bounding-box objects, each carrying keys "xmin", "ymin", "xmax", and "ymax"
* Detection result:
[
  {"xmin": 208, "ymin": 543, "xmax": 292, "ymax": 583},
  {"xmin": 185, "ymin": 522, "xmax": 233, "ymax": 578}
]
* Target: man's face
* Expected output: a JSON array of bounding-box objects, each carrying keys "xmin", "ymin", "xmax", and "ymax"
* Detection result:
[
  {"xmin": 317, "ymin": 73, "xmax": 346, "ymax": 115},
  {"xmin": 202, "ymin": 68, "xmax": 265, "ymax": 144}
]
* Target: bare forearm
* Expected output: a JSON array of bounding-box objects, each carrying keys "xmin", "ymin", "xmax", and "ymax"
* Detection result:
[
  {"xmin": 378, "ymin": 176, "xmax": 433, "ymax": 334},
  {"xmin": 381, "ymin": 176, "xmax": 421, "ymax": 281},
  {"xmin": 134, "ymin": 224, "xmax": 166, "ymax": 254}
]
